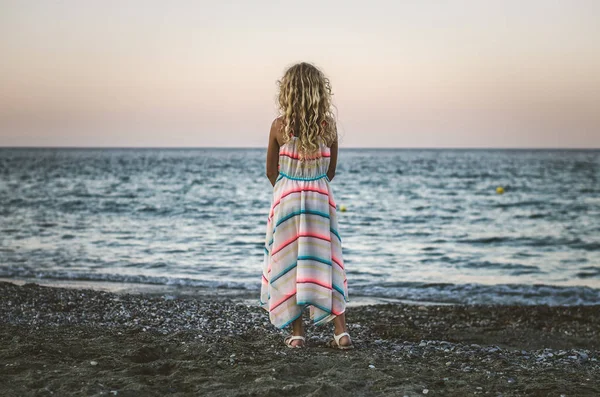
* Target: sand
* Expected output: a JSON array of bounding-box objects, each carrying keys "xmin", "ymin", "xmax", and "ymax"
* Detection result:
[{"xmin": 1, "ymin": 281, "xmax": 599, "ymax": 396}]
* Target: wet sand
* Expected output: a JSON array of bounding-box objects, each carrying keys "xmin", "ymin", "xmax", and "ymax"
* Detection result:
[{"xmin": 1, "ymin": 281, "xmax": 598, "ymax": 396}]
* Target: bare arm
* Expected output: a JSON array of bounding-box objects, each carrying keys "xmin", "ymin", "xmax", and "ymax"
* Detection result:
[
  {"xmin": 327, "ymin": 128, "xmax": 338, "ymax": 181},
  {"xmin": 266, "ymin": 119, "xmax": 281, "ymax": 187}
]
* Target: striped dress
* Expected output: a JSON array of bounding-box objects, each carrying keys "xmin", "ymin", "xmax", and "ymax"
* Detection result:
[{"xmin": 259, "ymin": 135, "xmax": 349, "ymax": 329}]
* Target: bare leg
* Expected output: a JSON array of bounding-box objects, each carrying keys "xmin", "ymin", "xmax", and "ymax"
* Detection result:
[
  {"xmin": 290, "ymin": 315, "xmax": 305, "ymax": 347},
  {"xmin": 333, "ymin": 311, "xmax": 352, "ymax": 346}
]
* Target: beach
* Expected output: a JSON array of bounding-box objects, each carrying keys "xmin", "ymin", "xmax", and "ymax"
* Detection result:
[{"xmin": 1, "ymin": 281, "xmax": 598, "ymax": 396}]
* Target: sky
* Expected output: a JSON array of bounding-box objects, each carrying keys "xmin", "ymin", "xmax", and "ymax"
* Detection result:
[{"xmin": 1, "ymin": 0, "xmax": 599, "ymax": 148}]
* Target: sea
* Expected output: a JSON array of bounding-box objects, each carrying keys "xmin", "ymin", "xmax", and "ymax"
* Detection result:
[{"xmin": 1, "ymin": 148, "xmax": 599, "ymax": 306}]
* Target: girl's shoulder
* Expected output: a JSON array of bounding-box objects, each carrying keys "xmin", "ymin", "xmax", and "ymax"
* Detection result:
[
  {"xmin": 272, "ymin": 117, "xmax": 298, "ymax": 146},
  {"xmin": 271, "ymin": 117, "xmax": 285, "ymax": 146}
]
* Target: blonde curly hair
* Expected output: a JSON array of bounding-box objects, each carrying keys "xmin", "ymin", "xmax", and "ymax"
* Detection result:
[{"xmin": 276, "ymin": 62, "xmax": 337, "ymax": 160}]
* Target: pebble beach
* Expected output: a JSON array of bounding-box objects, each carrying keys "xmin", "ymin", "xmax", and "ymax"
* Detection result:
[{"xmin": 1, "ymin": 281, "xmax": 599, "ymax": 396}]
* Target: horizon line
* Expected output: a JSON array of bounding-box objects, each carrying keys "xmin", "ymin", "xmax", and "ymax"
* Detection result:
[{"xmin": 0, "ymin": 146, "xmax": 599, "ymax": 151}]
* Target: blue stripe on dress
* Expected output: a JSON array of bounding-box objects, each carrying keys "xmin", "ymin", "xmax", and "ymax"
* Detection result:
[
  {"xmin": 278, "ymin": 310, "xmax": 303, "ymax": 329},
  {"xmin": 278, "ymin": 171, "xmax": 328, "ymax": 181},
  {"xmin": 330, "ymin": 228, "xmax": 342, "ymax": 242},
  {"xmin": 296, "ymin": 300, "xmax": 333, "ymax": 314},
  {"xmin": 275, "ymin": 209, "xmax": 330, "ymax": 228},
  {"xmin": 314, "ymin": 312, "xmax": 330, "ymax": 323},
  {"xmin": 332, "ymin": 284, "xmax": 346, "ymax": 297},
  {"xmin": 298, "ymin": 255, "xmax": 332, "ymax": 266},
  {"xmin": 270, "ymin": 262, "xmax": 297, "ymax": 283}
]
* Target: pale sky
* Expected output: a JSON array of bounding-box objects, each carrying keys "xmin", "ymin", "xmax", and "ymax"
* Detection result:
[{"xmin": 1, "ymin": 0, "xmax": 599, "ymax": 148}]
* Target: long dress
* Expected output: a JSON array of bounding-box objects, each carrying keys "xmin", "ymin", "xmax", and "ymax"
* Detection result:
[{"xmin": 259, "ymin": 135, "xmax": 349, "ymax": 329}]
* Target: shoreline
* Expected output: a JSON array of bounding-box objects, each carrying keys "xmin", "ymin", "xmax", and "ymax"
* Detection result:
[
  {"xmin": 0, "ymin": 277, "xmax": 446, "ymax": 307},
  {"xmin": 1, "ymin": 281, "xmax": 599, "ymax": 396}
]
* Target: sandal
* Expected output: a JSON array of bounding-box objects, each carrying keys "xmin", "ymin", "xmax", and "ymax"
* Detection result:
[
  {"xmin": 284, "ymin": 335, "xmax": 306, "ymax": 348},
  {"xmin": 328, "ymin": 332, "xmax": 354, "ymax": 350}
]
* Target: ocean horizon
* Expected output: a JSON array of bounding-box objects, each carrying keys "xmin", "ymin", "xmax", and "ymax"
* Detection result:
[{"xmin": 2, "ymin": 146, "xmax": 599, "ymax": 150}]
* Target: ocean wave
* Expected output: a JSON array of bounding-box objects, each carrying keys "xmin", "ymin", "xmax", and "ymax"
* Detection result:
[
  {"xmin": 351, "ymin": 281, "xmax": 600, "ymax": 306},
  {"xmin": 1, "ymin": 270, "xmax": 599, "ymax": 306},
  {"xmin": 0, "ymin": 270, "xmax": 254, "ymax": 290},
  {"xmin": 576, "ymin": 266, "xmax": 600, "ymax": 279},
  {"xmin": 462, "ymin": 261, "xmax": 541, "ymax": 272},
  {"xmin": 493, "ymin": 200, "xmax": 549, "ymax": 209},
  {"xmin": 458, "ymin": 236, "xmax": 599, "ymax": 250}
]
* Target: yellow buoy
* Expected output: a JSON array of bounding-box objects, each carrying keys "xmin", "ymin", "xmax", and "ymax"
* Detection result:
[
  {"xmin": 496, "ymin": 186, "xmax": 504, "ymax": 194},
  {"xmin": 339, "ymin": 205, "xmax": 347, "ymax": 212}
]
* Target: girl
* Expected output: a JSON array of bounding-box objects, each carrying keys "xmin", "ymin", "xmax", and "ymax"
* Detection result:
[{"xmin": 259, "ymin": 62, "xmax": 353, "ymax": 349}]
